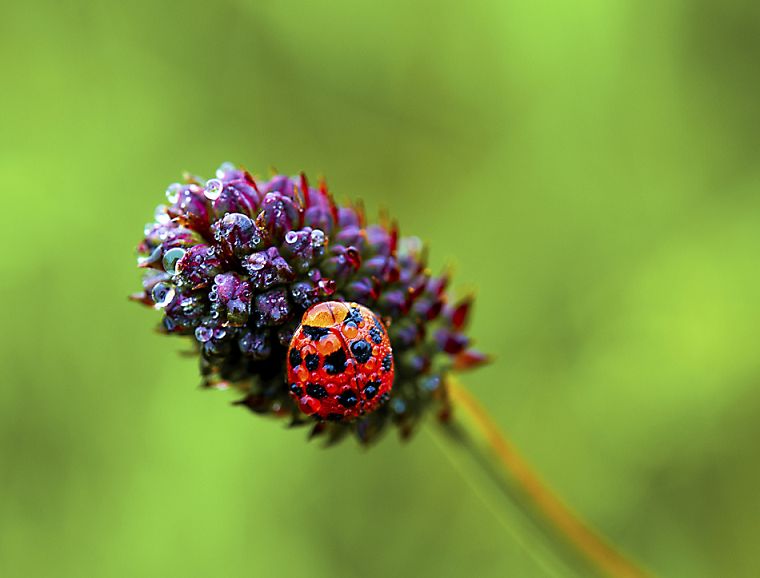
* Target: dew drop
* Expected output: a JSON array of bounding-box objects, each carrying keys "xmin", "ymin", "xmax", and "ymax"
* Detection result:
[
  {"xmin": 154, "ymin": 204, "xmax": 170, "ymax": 224},
  {"xmin": 316, "ymin": 334, "xmax": 341, "ymax": 356},
  {"xmin": 151, "ymin": 282, "xmax": 176, "ymax": 309},
  {"xmin": 195, "ymin": 326, "xmax": 213, "ymax": 343},
  {"xmin": 311, "ymin": 229, "xmax": 326, "ymax": 248},
  {"xmin": 299, "ymin": 396, "xmax": 321, "ymax": 415},
  {"xmin": 285, "ymin": 231, "xmax": 298, "ymax": 244},
  {"xmin": 165, "ymin": 183, "xmax": 181, "ymax": 204},
  {"xmin": 162, "ymin": 247, "xmax": 186, "ymax": 275},
  {"xmin": 248, "ymin": 253, "xmax": 267, "ymax": 271},
  {"xmin": 343, "ymin": 322, "xmax": 358, "ymax": 339},
  {"xmin": 204, "ymin": 178, "xmax": 224, "ymax": 201}
]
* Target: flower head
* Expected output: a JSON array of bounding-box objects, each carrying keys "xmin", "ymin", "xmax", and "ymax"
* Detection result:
[{"xmin": 133, "ymin": 163, "xmax": 487, "ymax": 445}]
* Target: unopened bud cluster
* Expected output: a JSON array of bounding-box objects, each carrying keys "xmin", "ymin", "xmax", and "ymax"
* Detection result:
[{"xmin": 133, "ymin": 163, "xmax": 487, "ymax": 444}]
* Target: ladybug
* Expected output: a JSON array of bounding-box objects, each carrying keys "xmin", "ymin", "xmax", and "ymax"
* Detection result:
[{"xmin": 287, "ymin": 301, "xmax": 394, "ymax": 421}]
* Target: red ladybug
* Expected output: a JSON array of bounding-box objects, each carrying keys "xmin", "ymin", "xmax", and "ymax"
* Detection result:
[{"xmin": 287, "ymin": 301, "xmax": 394, "ymax": 421}]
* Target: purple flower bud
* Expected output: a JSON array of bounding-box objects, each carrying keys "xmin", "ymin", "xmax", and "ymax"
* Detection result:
[
  {"xmin": 280, "ymin": 227, "xmax": 327, "ymax": 272},
  {"xmin": 166, "ymin": 185, "xmax": 209, "ymax": 231},
  {"xmin": 338, "ymin": 206, "xmax": 363, "ymax": 228},
  {"xmin": 365, "ymin": 225, "xmax": 392, "ymax": 256},
  {"xmin": 238, "ymin": 329, "xmax": 271, "ymax": 360},
  {"xmin": 253, "ymin": 287, "xmax": 291, "ymax": 326},
  {"xmin": 256, "ymin": 192, "xmax": 301, "ymax": 239},
  {"xmin": 344, "ymin": 278, "xmax": 376, "ymax": 301},
  {"xmin": 243, "ymin": 247, "xmax": 294, "ymax": 290},
  {"xmin": 175, "ymin": 245, "xmax": 222, "ymax": 289},
  {"xmin": 212, "ymin": 273, "xmax": 251, "ymax": 326},
  {"xmin": 378, "ymin": 288, "xmax": 407, "ymax": 316},
  {"xmin": 412, "ymin": 297, "xmax": 444, "ymax": 321},
  {"xmin": 435, "ymin": 329, "xmax": 469, "ymax": 354},
  {"xmin": 211, "ymin": 213, "xmax": 262, "ymax": 258},
  {"xmin": 303, "ymin": 205, "xmax": 336, "ymax": 233},
  {"xmin": 290, "ymin": 280, "xmax": 319, "ymax": 309},
  {"xmin": 134, "ymin": 163, "xmax": 487, "ymax": 446},
  {"xmin": 335, "ymin": 225, "xmax": 365, "ymax": 249},
  {"xmin": 321, "ymin": 246, "xmax": 362, "ymax": 280},
  {"xmin": 263, "ymin": 175, "xmax": 298, "ymax": 196},
  {"xmin": 212, "ymin": 185, "xmax": 255, "ymax": 218}
]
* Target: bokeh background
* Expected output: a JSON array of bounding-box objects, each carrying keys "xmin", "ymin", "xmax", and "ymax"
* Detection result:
[{"xmin": 2, "ymin": 1, "xmax": 759, "ymax": 577}]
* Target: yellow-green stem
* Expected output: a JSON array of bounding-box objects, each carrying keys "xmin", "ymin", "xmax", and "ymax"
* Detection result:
[{"xmin": 434, "ymin": 378, "xmax": 653, "ymax": 578}]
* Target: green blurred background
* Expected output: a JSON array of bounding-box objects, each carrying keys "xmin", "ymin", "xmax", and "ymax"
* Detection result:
[{"xmin": 2, "ymin": 1, "xmax": 759, "ymax": 576}]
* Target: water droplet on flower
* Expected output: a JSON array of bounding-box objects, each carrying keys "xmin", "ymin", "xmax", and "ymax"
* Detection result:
[
  {"xmin": 285, "ymin": 231, "xmax": 298, "ymax": 244},
  {"xmin": 165, "ymin": 183, "xmax": 181, "ymax": 203},
  {"xmin": 213, "ymin": 328, "xmax": 227, "ymax": 340},
  {"xmin": 154, "ymin": 205, "xmax": 170, "ymax": 224},
  {"xmin": 195, "ymin": 326, "xmax": 213, "ymax": 343},
  {"xmin": 311, "ymin": 229, "xmax": 325, "ymax": 248},
  {"xmin": 162, "ymin": 247, "xmax": 186, "ymax": 275},
  {"xmin": 248, "ymin": 253, "xmax": 266, "ymax": 271},
  {"xmin": 151, "ymin": 282, "xmax": 175, "ymax": 308},
  {"xmin": 204, "ymin": 178, "xmax": 224, "ymax": 201}
]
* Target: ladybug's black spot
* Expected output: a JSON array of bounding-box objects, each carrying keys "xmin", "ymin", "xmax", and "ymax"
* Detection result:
[
  {"xmin": 382, "ymin": 353, "xmax": 392, "ymax": 372},
  {"xmin": 346, "ymin": 307, "xmax": 363, "ymax": 325},
  {"xmin": 338, "ymin": 390, "xmax": 358, "ymax": 408},
  {"xmin": 303, "ymin": 325, "xmax": 329, "ymax": 340},
  {"xmin": 323, "ymin": 348, "xmax": 347, "ymax": 375},
  {"xmin": 326, "ymin": 413, "xmax": 344, "ymax": 422},
  {"xmin": 350, "ymin": 339, "xmax": 372, "ymax": 364},
  {"xmin": 289, "ymin": 348, "xmax": 302, "ymax": 368},
  {"xmin": 369, "ymin": 326, "xmax": 383, "ymax": 345},
  {"xmin": 306, "ymin": 383, "xmax": 328, "ymax": 399},
  {"xmin": 289, "ymin": 383, "xmax": 303, "ymax": 396},
  {"xmin": 305, "ymin": 353, "xmax": 319, "ymax": 371},
  {"xmin": 364, "ymin": 380, "xmax": 380, "ymax": 400}
]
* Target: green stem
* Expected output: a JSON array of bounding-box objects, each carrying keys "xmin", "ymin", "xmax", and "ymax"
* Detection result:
[{"xmin": 433, "ymin": 378, "xmax": 654, "ymax": 578}]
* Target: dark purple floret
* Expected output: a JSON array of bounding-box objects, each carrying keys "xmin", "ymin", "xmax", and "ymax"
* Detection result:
[{"xmin": 133, "ymin": 163, "xmax": 488, "ymax": 445}]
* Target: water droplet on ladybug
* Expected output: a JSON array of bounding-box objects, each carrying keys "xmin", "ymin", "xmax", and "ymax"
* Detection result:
[
  {"xmin": 343, "ymin": 322, "xmax": 358, "ymax": 339},
  {"xmin": 299, "ymin": 396, "xmax": 321, "ymax": 415},
  {"xmin": 316, "ymin": 333, "xmax": 341, "ymax": 355}
]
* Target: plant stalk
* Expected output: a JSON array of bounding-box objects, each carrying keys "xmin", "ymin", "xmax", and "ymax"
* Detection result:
[{"xmin": 433, "ymin": 377, "xmax": 653, "ymax": 578}]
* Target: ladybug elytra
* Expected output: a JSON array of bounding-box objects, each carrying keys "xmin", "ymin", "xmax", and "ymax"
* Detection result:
[{"xmin": 287, "ymin": 301, "xmax": 394, "ymax": 421}]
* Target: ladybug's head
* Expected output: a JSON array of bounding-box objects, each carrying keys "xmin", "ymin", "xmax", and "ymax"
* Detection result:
[{"xmin": 300, "ymin": 301, "xmax": 350, "ymax": 328}]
